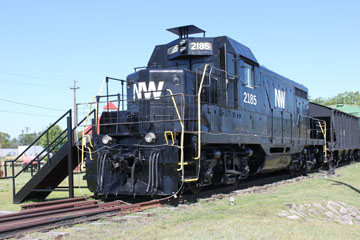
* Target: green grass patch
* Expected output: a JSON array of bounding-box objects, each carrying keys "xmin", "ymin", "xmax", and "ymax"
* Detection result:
[
  {"xmin": 41, "ymin": 163, "xmax": 360, "ymax": 240},
  {"xmin": 0, "ymin": 166, "xmax": 91, "ymax": 211},
  {"xmin": 4, "ymin": 163, "xmax": 360, "ymax": 239}
]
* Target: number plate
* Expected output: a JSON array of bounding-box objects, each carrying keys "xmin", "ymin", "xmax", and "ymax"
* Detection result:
[
  {"xmin": 243, "ymin": 92, "xmax": 257, "ymax": 105},
  {"xmin": 189, "ymin": 42, "xmax": 212, "ymax": 51}
]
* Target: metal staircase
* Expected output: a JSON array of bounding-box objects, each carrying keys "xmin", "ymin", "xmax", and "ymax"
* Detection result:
[{"xmin": 2, "ymin": 109, "xmax": 94, "ymax": 203}]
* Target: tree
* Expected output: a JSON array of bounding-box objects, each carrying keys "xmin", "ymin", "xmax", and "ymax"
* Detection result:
[
  {"xmin": 0, "ymin": 132, "xmax": 18, "ymax": 148},
  {"xmin": 39, "ymin": 125, "xmax": 66, "ymax": 154},
  {"xmin": 18, "ymin": 133, "xmax": 38, "ymax": 146},
  {"xmin": 0, "ymin": 132, "xmax": 11, "ymax": 148},
  {"xmin": 311, "ymin": 91, "xmax": 360, "ymax": 106},
  {"xmin": 9, "ymin": 138, "xmax": 18, "ymax": 148}
]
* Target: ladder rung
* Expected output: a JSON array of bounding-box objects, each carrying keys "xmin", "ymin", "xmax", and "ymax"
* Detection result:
[
  {"xmin": 184, "ymin": 178, "xmax": 198, "ymax": 182},
  {"xmin": 178, "ymin": 162, "xmax": 189, "ymax": 165}
]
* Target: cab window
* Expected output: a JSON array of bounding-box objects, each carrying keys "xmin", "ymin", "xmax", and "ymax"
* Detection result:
[
  {"xmin": 226, "ymin": 52, "xmax": 235, "ymax": 76},
  {"xmin": 226, "ymin": 52, "xmax": 236, "ymax": 108},
  {"xmin": 243, "ymin": 62, "xmax": 254, "ymax": 88}
]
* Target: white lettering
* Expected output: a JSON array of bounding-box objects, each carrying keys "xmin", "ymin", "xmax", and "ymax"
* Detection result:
[
  {"xmin": 243, "ymin": 92, "xmax": 257, "ymax": 105},
  {"xmin": 275, "ymin": 88, "xmax": 286, "ymax": 109},
  {"xmin": 189, "ymin": 42, "xmax": 212, "ymax": 51},
  {"xmin": 133, "ymin": 81, "xmax": 164, "ymax": 99},
  {"xmin": 133, "ymin": 82, "xmax": 147, "ymax": 99}
]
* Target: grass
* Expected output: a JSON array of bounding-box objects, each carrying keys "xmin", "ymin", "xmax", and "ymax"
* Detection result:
[
  {"xmin": 4, "ymin": 163, "xmax": 360, "ymax": 239},
  {"xmin": 0, "ymin": 166, "xmax": 91, "ymax": 211}
]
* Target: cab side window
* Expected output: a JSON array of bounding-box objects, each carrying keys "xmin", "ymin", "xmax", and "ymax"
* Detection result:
[
  {"xmin": 226, "ymin": 52, "xmax": 236, "ymax": 108},
  {"xmin": 243, "ymin": 62, "xmax": 255, "ymax": 88}
]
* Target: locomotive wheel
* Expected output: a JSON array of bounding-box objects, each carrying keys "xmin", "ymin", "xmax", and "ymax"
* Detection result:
[{"xmin": 187, "ymin": 183, "xmax": 202, "ymax": 194}]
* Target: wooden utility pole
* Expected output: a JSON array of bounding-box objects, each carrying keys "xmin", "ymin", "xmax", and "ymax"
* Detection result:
[
  {"xmin": 70, "ymin": 80, "xmax": 80, "ymax": 143},
  {"xmin": 25, "ymin": 127, "xmax": 29, "ymax": 145},
  {"xmin": 21, "ymin": 130, "xmax": 24, "ymax": 145}
]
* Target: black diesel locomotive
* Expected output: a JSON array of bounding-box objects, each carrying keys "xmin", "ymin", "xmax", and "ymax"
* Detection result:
[{"xmin": 85, "ymin": 25, "xmax": 360, "ymax": 197}]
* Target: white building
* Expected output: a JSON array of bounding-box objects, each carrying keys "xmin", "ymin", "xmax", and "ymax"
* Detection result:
[
  {"xmin": 0, "ymin": 145, "xmax": 44, "ymax": 158},
  {"xmin": 0, "ymin": 148, "xmax": 18, "ymax": 157},
  {"xmin": 17, "ymin": 145, "xmax": 44, "ymax": 156}
]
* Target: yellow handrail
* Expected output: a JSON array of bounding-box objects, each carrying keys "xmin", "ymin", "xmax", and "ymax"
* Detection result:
[
  {"xmin": 166, "ymin": 89, "xmax": 185, "ymax": 177},
  {"xmin": 80, "ymin": 77, "xmax": 106, "ymax": 174},
  {"xmin": 194, "ymin": 64, "xmax": 210, "ymax": 160},
  {"xmin": 184, "ymin": 178, "xmax": 198, "ymax": 183},
  {"xmin": 318, "ymin": 120, "xmax": 327, "ymax": 158},
  {"xmin": 81, "ymin": 96, "xmax": 97, "ymax": 172},
  {"xmin": 164, "ymin": 131, "xmax": 175, "ymax": 145}
]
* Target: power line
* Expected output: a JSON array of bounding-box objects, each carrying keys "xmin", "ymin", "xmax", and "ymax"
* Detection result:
[
  {"xmin": 0, "ymin": 71, "xmax": 97, "ymax": 90},
  {"xmin": 0, "ymin": 109, "xmax": 59, "ymax": 117},
  {"xmin": 79, "ymin": 86, "xmax": 96, "ymax": 94},
  {"xmin": 0, "ymin": 70, "xmax": 69, "ymax": 82},
  {"xmin": 0, "ymin": 71, "xmax": 101, "ymax": 93},
  {"xmin": 0, "ymin": 98, "xmax": 65, "ymax": 111},
  {"xmin": 78, "ymin": 88, "xmax": 95, "ymax": 97},
  {"xmin": 0, "ymin": 78, "xmax": 68, "ymax": 88}
]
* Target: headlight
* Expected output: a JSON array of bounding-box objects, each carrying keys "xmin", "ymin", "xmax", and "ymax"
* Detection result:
[
  {"xmin": 102, "ymin": 135, "xmax": 112, "ymax": 145},
  {"xmin": 144, "ymin": 132, "xmax": 156, "ymax": 143}
]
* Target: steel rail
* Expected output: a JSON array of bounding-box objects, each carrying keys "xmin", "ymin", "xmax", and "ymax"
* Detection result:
[
  {"xmin": 0, "ymin": 197, "xmax": 166, "ymax": 239},
  {"xmin": 21, "ymin": 196, "xmax": 88, "ymax": 210}
]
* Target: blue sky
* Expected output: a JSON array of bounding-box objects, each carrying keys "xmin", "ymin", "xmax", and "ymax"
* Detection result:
[{"xmin": 0, "ymin": 0, "xmax": 359, "ymax": 139}]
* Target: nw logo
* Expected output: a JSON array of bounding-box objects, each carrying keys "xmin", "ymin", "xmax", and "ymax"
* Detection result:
[
  {"xmin": 274, "ymin": 88, "xmax": 286, "ymax": 109},
  {"xmin": 133, "ymin": 81, "xmax": 164, "ymax": 99}
]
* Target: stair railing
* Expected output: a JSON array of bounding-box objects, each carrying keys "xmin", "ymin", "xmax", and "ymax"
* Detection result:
[
  {"xmin": 2, "ymin": 110, "xmax": 73, "ymax": 200},
  {"xmin": 3, "ymin": 108, "xmax": 96, "ymax": 201}
]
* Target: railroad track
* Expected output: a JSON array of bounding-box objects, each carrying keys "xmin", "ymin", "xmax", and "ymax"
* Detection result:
[
  {"xmin": 0, "ymin": 196, "xmax": 165, "ymax": 239},
  {"xmin": 0, "ymin": 162, "xmax": 351, "ymax": 239},
  {"xmin": 0, "ymin": 173, "xmax": 294, "ymax": 239}
]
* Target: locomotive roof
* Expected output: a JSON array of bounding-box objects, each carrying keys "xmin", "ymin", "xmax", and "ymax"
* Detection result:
[
  {"xmin": 148, "ymin": 27, "xmax": 309, "ymax": 93},
  {"xmin": 260, "ymin": 66, "xmax": 308, "ymax": 92},
  {"xmin": 223, "ymin": 36, "xmax": 308, "ymax": 92},
  {"xmin": 310, "ymin": 102, "xmax": 360, "ymax": 119},
  {"xmin": 328, "ymin": 104, "xmax": 360, "ymax": 118},
  {"xmin": 225, "ymin": 36, "xmax": 258, "ymax": 64},
  {"xmin": 167, "ymin": 25, "xmax": 206, "ymax": 37}
]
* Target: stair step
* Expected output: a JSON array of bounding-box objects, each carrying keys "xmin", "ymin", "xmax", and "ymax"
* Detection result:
[
  {"xmin": 13, "ymin": 143, "xmax": 80, "ymax": 203},
  {"xmin": 184, "ymin": 177, "xmax": 198, "ymax": 183}
]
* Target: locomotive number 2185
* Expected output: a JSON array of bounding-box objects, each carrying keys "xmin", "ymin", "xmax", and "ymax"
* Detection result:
[
  {"xmin": 243, "ymin": 92, "xmax": 257, "ymax": 105},
  {"xmin": 189, "ymin": 42, "xmax": 212, "ymax": 51}
]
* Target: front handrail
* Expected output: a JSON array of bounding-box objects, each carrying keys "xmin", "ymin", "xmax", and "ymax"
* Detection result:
[
  {"xmin": 194, "ymin": 64, "xmax": 209, "ymax": 161},
  {"xmin": 166, "ymin": 89, "xmax": 185, "ymax": 180},
  {"xmin": 74, "ymin": 109, "xmax": 95, "ymax": 133}
]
